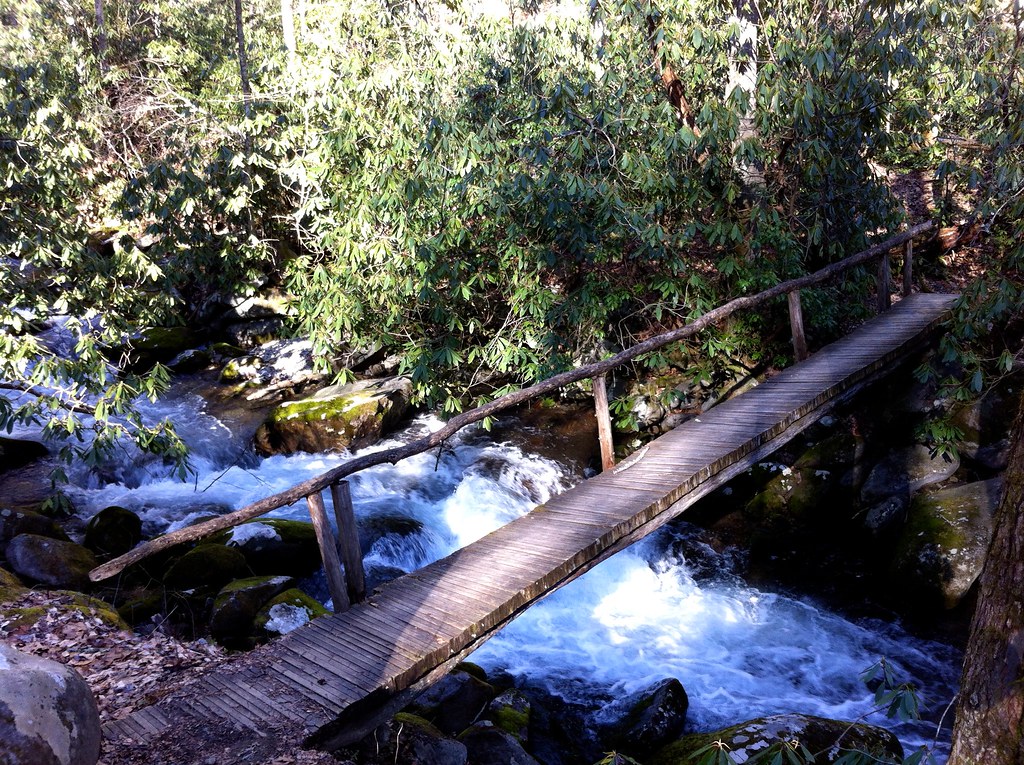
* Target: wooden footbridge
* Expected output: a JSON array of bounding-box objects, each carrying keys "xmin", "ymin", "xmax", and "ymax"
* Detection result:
[{"xmin": 94, "ymin": 225, "xmax": 958, "ymax": 763}]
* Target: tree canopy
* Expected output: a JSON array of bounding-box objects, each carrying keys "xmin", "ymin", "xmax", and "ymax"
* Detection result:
[{"xmin": 1, "ymin": 0, "xmax": 1022, "ymax": 480}]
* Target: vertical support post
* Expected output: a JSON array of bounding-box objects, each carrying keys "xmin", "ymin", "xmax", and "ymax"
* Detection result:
[
  {"xmin": 593, "ymin": 375, "xmax": 616, "ymax": 472},
  {"xmin": 902, "ymin": 238, "xmax": 913, "ymax": 296},
  {"xmin": 876, "ymin": 253, "xmax": 892, "ymax": 312},
  {"xmin": 306, "ymin": 492, "xmax": 350, "ymax": 613},
  {"xmin": 788, "ymin": 290, "xmax": 809, "ymax": 362},
  {"xmin": 330, "ymin": 480, "xmax": 366, "ymax": 603}
]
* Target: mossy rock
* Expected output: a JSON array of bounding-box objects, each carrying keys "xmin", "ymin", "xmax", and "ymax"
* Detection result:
[
  {"xmin": 209, "ymin": 519, "xmax": 320, "ymax": 577},
  {"xmin": 0, "ymin": 605, "xmax": 47, "ymax": 631},
  {"xmin": 486, "ymin": 689, "xmax": 530, "ymax": 743},
  {"xmin": 84, "ymin": 505, "xmax": 143, "ymax": 559},
  {"xmin": 356, "ymin": 713, "xmax": 468, "ymax": 765},
  {"xmin": 254, "ymin": 588, "xmax": 328, "ymax": 637},
  {"xmin": 650, "ymin": 713, "xmax": 902, "ymax": 765},
  {"xmin": 209, "ymin": 575, "xmax": 295, "ymax": 643},
  {"xmin": 0, "ymin": 567, "xmax": 27, "ymax": 603},
  {"xmin": 253, "ymin": 376, "xmax": 413, "ymax": 456},
  {"xmin": 793, "ymin": 432, "xmax": 859, "ymax": 471},
  {"xmin": 458, "ymin": 721, "xmax": 540, "ymax": 765},
  {"xmin": 6, "ymin": 534, "xmax": 98, "ymax": 590},
  {"xmin": 599, "ymin": 678, "xmax": 688, "ymax": 759},
  {"xmin": 408, "ymin": 669, "xmax": 497, "ymax": 736},
  {"xmin": 163, "ymin": 543, "xmax": 248, "ymax": 591},
  {"xmin": 892, "ymin": 478, "xmax": 1002, "ymax": 609},
  {"xmin": 743, "ymin": 468, "xmax": 836, "ymax": 540},
  {"xmin": 117, "ymin": 326, "xmax": 196, "ymax": 371},
  {"xmin": 116, "ymin": 588, "xmax": 168, "ymax": 626}
]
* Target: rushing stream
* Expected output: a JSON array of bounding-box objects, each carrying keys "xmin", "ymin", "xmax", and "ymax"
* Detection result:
[{"xmin": 10, "ymin": 385, "xmax": 961, "ymax": 762}]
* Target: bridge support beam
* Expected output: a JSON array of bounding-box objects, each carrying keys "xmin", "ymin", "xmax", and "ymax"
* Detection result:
[{"xmin": 593, "ymin": 374, "xmax": 616, "ymax": 471}]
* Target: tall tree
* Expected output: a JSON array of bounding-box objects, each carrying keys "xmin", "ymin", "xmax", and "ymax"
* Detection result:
[
  {"xmin": 233, "ymin": 0, "xmax": 252, "ymax": 122},
  {"xmin": 281, "ymin": 0, "xmax": 296, "ymax": 76},
  {"xmin": 94, "ymin": 0, "xmax": 106, "ymax": 74},
  {"xmin": 948, "ymin": 387, "xmax": 1024, "ymax": 763}
]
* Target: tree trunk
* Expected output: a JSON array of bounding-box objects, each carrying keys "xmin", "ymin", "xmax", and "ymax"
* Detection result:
[
  {"xmin": 281, "ymin": 0, "xmax": 297, "ymax": 76},
  {"xmin": 948, "ymin": 391, "xmax": 1024, "ymax": 764},
  {"xmin": 94, "ymin": 0, "xmax": 107, "ymax": 75},
  {"xmin": 234, "ymin": 0, "xmax": 253, "ymax": 122},
  {"xmin": 727, "ymin": 0, "xmax": 763, "ymax": 190}
]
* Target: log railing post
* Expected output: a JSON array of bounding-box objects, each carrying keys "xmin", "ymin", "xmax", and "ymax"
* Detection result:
[
  {"xmin": 330, "ymin": 481, "xmax": 366, "ymax": 603},
  {"xmin": 593, "ymin": 375, "xmax": 616, "ymax": 472},
  {"xmin": 306, "ymin": 491, "xmax": 351, "ymax": 612},
  {"xmin": 876, "ymin": 253, "xmax": 892, "ymax": 312},
  {"xmin": 788, "ymin": 290, "xmax": 809, "ymax": 362},
  {"xmin": 902, "ymin": 239, "xmax": 913, "ymax": 296}
]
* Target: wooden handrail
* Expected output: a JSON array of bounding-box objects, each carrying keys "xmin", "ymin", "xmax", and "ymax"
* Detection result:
[{"xmin": 89, "ymin": 221, "xmax": 935, "ymax": 582}]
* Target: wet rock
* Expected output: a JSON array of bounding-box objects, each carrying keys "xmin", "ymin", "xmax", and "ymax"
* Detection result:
[
  {"xmin": 0, "ymin": 436, "xmax": 48, "ymax": 472},
  {"xmin": 862, "ymin": 495, "xmax": 908, "ymax": 535},
  {"xmin": 254, "ymin": 376, "xmax": 414, "ymax": 455},
  {"xmin": 254, "ymin": 588, "xmax": 328, "ymax": 636},
  {"xmin": 651, "ymin": 713, "xmax": 902, "ymax": 765},
  {"xmin": 486, "ymin": 689, "xmax": 531, "ymax": 743},
  {"xmin": 743, "ymin": 467, "xmax": 836, "ymax": 539},
  {"xmin": 163, "ymin": 544, "xmax": 248, "ymax": 591},
  {"xmin": 218, "ymin": 338, "xmax": 323, "ymax": 393},
  {"xmin": 408, "ymin": 669, "xmax": 496, "ymax": 736},
  {"xmin": 892, "ymin": 478, "xmax": 1002, "ymax": 609},
  {"xmin": 0, "ymin": 645, "xmax": 101, "ymax": 765},
  {"xmin": 6, "ymin": 534, "xmax": 97, "ymax": 590},
  {"xmin": 359, "ymin": 514, "xmax": 424, "ymax": 557},
  {"xmin": 224, "ymin": 317, "xmax": 286, "ymax": 348},
  {"xmin": 860, "ymin": 445, "xmax": 959, "ymax": 506},
  {"xmin": 83, "ymin": 506, "xmax": 142, "ymax": 559},
  {"xmin": 0, "ymin": 507, "xmax": 68, "ymax": 556},
  {"xmin": 209, "ymin": 575, "xmax": 294, "ymax": 643},
  {"xmin": 356, "ymin": 713, "xmax": 468, "ymax": 765},
  {"xmin": 598, "ymin": 678, "xmax": 688, "ymax": 759},
  {"xmin": 119, "ymin": 325, "xmax": 196, "ymax": 372},
  {"xmin": 167, "ymin": 347, "xmax": 212, "ymax": 374},
  {"xmin": 210, "ymin": 519, "xmax": 320, "ymax": 577},
  {"xmin": 792, "ymin": 432, "xmax": 860, "ymax": 472},
  {"xmin": 459, "ymin": 721, "xmax": 540, "ymax": 765}
]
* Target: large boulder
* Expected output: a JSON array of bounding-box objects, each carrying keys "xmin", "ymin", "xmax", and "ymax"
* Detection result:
[
  {"xmin": 6, "ymin": 535, "xmax": 97, "ymax": 590},
  {"xmin": 355, "ymin": 713, "xmax": 467, "ymax": 765},
  {"xmin": 598, "ymin": 678, "xmax": 689, "ymax": 759},
  {"xmin": 0, "ymin": 567, "xmax": 26, "ymax": 602},
  {"xmin": 83, "ymin": 506, "xmax": 142, "ymax": 559},
  {"xmin": 209, "ymin": 575, "xmax": 295, "ymax": 643},
  {"xmin": 743, "ymin": 467, "xmax": 836, "ymax": 540},
  {"xmin": 892, "ymin": 478, "xmax": 1002, "ymax": 609},
  {"xmin": 119, "ymin": 326, "xmax": 196, "ymax": 372},
  {"xmin": 210, "ymin": 519, "xmax": 321, "ymax": 577},
  {"xmin": 860, "ymin": 445, "xmax": 959, "ymax": 506},
  {"xmin": 0, "ymin": 437, "xmax": 48, "ymax": 473},
  {"xmin": 0, "ymin": 508, "xmax": 68, "ymax": 556},
  {"xmin": 218, "ymin": 338, "xmax": 324, "ymax": 395},
  {"xmin": 459, "ymin": 721, "xmax": 540, "ymax": 765},
  {"xmin": 0, "ymin": 644, "xmax": 101, "ymax": 765},
  {"xmin": 254, "ymin": 377, "xmax": 414, "ymax": 456},
  {"xmin": 408, "ymin": 668, "xmax": 496, "ymax": 736},
  {"xmin": 162, "ymin": 544, "xmax": 248, "ymax": 591},
  {"xmin": 486, "ymin": 689, "xmax": 531, "ymax": 743},
  {"xmin": 650, "ymin": 713, "xmax": 902, "ymax": 765}
]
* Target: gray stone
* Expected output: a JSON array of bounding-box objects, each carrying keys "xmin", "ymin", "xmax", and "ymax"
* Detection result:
[
  {"xmin": 163, "ymin": 544, "xmax": 248, "ymax": 591},
  {"xmin": 863, "ymin": 495, "xmax": 908, "ymax": 535},
  {"xmin": 486, "ymin": 689, "xmax": 531, "ymax": 743},
  {"xmin": 218, "ymin": 338, "xmax": 323, "ymax": 392},
  {"xmin": 83, "ymin": 506, "xmax": 142, "ymax": 558},
  {"xmin": 0, "ymin": 508, "xmax": 68, "ymax": 556},
  {"xmin": 210, "ymin": 519, "xmax": 321, "ymax": 577},
  {"xmin": 0, "ymin": 436, "xmax": 48, "ymax": 473},
  {"xmin": 459, "ymin": 721, "xmax": 540, "ymax": 765},
  {"xmin": 0, "ymin": 644, "xmax": 101, "ymax": 765},
  {"xmin": 892, "ymin": 478, "xmax": 1002, "ymax": 609},
  {"xmin": 599, "ymin": 678, "xmax": 688, "ymax": 758},
  {"xmin": 651, "ymin": 713, "xmax": 902, "ymax": 765},
  {"xmin": 358, "ymin": 713, "xmax": 467, "ymax": 765},
  {"xmin": 860, "ymin": 445, "xmax": 959, "ymax": 505},
  {"xmin": 209, "ymin": 575, "xmax": 295, "ymax": 643},
  {"xmin": 408, "ymin": 669, "xmax": 496, "ymax": 736},
  {"xmin": 254, "ymin": 376, "xmax": 414, "ymax": 456},
  {"xmin": 6, "ymin": 535, "xmax": 97, "ymax": 590}
]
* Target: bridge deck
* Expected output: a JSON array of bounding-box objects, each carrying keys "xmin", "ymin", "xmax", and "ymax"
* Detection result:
[{"xmin": 103, "ymin": 293, "xmax": 957, "ymax": 763}]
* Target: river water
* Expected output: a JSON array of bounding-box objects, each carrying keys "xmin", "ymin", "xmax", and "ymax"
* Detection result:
[{"xmin": 17, "ymin": 386, "xmax": 960, "ymax": 762}]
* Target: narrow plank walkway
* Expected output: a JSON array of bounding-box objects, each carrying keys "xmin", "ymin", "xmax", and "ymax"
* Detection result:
[{"xmin": 104, "ymin": 293, "xmax": 957, "ymax": 762}]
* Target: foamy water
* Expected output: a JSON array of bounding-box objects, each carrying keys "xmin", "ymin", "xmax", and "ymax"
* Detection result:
[{"xmin": 17, "ymin": 388, "xmax": 958, "ymax": 761}]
